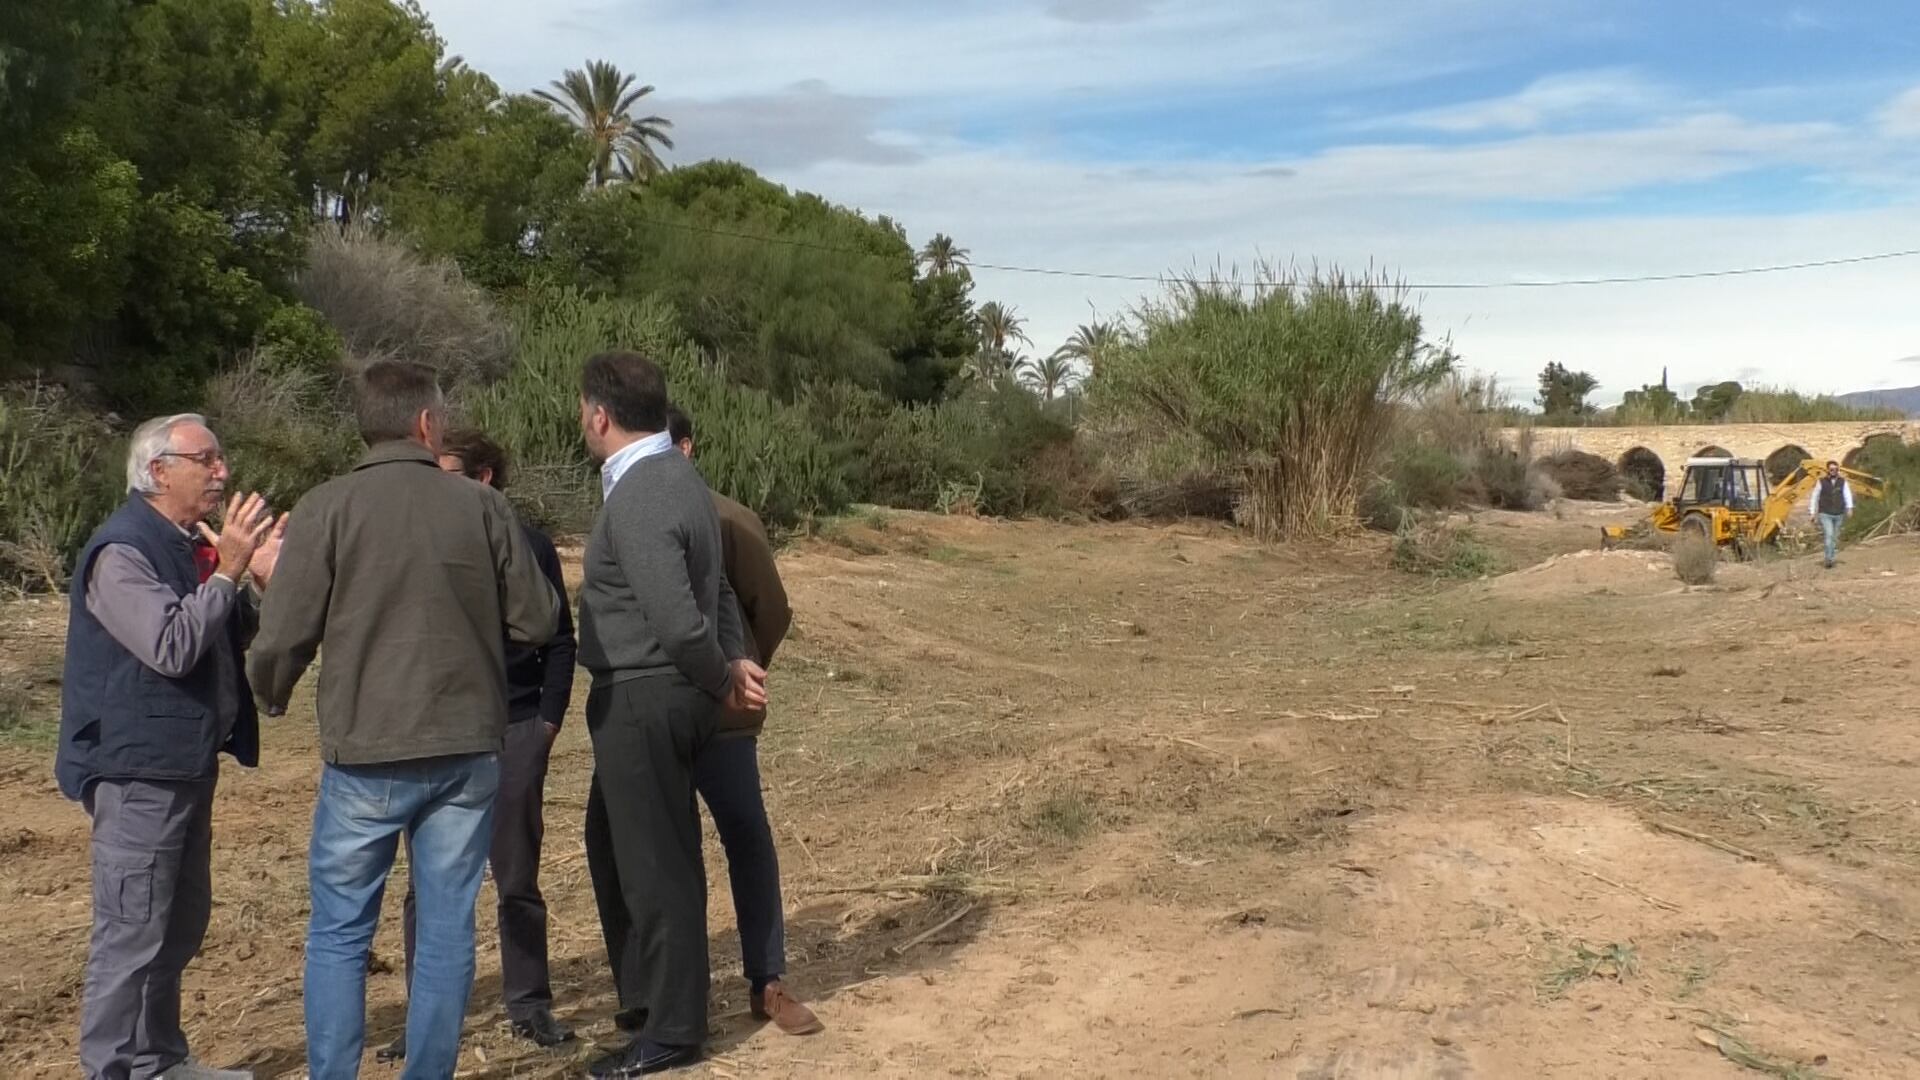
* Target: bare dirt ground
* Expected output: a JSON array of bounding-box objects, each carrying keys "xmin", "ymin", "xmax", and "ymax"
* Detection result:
[{"xmin": 3, "ymin": 502, "xmax": 1918, "ymax": 1078}]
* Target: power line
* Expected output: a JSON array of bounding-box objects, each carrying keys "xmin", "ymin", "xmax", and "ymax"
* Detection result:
[{"xmin": 626, "ymin": 213, "xmax": 1920, "ymax": 290}]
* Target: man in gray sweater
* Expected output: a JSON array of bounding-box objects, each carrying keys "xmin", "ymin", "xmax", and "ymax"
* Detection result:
[{"xmin": 575, "ymin": 351, "xmax": 768, "ymax": 1077}]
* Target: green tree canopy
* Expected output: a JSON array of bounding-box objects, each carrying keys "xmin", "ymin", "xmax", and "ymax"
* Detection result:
[
  {"xmin": 263, "ymin": 0, "xmax": 452, "ymax": 224},
  {"xmin": 1537, "ymin": 362, "xmax": 1599, "ymax": 419},
  {"xmin": 542, "ymin": 160, "xmax": 924, "ymax": 399},
  {"xmin": 1690, "ymin": 380, "xmax": 1744, "ymax": 422}
]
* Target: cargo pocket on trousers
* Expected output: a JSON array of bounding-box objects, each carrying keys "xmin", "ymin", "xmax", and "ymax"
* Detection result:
[{"xmin": 92, "ymin": 847, "xmax": 155, "ymax": 925}]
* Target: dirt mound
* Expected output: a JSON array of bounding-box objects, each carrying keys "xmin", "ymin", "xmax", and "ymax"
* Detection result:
[{"xmin": 1483, "ymin": 547, "xmax": 1761, "ymax": 599}]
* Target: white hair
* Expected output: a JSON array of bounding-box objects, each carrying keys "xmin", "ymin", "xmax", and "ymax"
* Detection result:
[{"xmin": 126, "ymin": 413, "xmax": 210, "ymax": 494}]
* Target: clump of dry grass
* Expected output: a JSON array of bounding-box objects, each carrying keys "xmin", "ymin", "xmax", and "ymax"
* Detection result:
[
  {"xmin": 296, "ymin": 225, "xmax": 511, "ymax": 388},
  {"xmin": 1534, "ymin": 449, "xmax": 1623, "ymax": 501},
  {"xmin": 1672, "ymin": 533, "xmax": 1718, "ymax": 585}
]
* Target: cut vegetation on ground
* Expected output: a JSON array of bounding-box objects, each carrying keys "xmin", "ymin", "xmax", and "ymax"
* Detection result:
[{"xmin": 2, "ymin": 510, "xmax": 1917, "ymax": 1077}]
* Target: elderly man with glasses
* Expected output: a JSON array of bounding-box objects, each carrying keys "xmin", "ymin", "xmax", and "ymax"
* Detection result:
[{"xmin": 57, "ymin": 414, "xmax": 285, "ymax": 1080}]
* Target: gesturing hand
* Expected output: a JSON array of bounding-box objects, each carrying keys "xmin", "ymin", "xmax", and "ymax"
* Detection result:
[
  {"xmin": 198, "ymin": 492, "xmax": 274, "ymax": 581},
  {"xmin": 725, "ymin": 658, "xmax": 769, "ymax": 713},
  {"xmin": 247, "ymin": 512, "xmax": 289, "ymax": 588}
]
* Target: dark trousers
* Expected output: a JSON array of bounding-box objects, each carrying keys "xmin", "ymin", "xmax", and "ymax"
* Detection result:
[
  {"xmin": 80, "ymin": 775, "xmax": 218, "ymax": 1080},
  {"xmin": 584, "ymin": 678, "xmax": 717, "ymax": 1048},
  {"xmin": 693, "ymin": 735, "xmax": 787, "ymax": 983},
  {"xmin": 401, "ymin": 717, "xmax": 555, "ymax": 1020}
]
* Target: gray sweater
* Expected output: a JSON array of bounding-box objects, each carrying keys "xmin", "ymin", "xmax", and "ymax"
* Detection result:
[{"xmin": 579, "ymin": 449, "xmax": 749, "ymax": 696}]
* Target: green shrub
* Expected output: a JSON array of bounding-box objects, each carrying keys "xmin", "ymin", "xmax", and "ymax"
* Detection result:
[
  {"xmin": 1382, "ymin": 444, "xmax": 1469, "ymax": 510},
  {"xmin": 0, "ymin": 384, "xmax": 126, "ymax": 591},
  {"xmin": 1391, "ymin": 520, "xmax": 1500, "ymax": 579},
  {"xmin": 465, "ymin": 288, "xmax": 847, "ymax": 531},
  {"xmin": 1090, "ymin": 268, "xmax": 1454, "ymax": 538},
  {"xmin": 255, "ymin": 302, "xmax": 344, "ymax": 375},
  {"xmin": 1843, "ymin": 438, "xmax": 1920, "ymax": 540},
  {"xmin": 798, "ymin": 378, "xmax": 1077, "ymax": 517}
]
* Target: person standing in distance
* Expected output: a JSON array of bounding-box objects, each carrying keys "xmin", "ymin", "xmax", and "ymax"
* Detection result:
[
  {"xmin": 379, "ymin": 431, "xmax": 579, "ymax": 1063},
  {"xmin": 576, "ymin": 353, "xmax": 768, "ymax": 1077},
  {"xmin": 1812, "ymin": 460, "xmax": 1854, "ymax": 570},
  {"xmin": 663, "ymin": 405, "xmax": 820, "ymax": 1037},
  {"xmin": 60, "ymin": 415, "xmax": 282, "ymax": 1080},
  {"xmin": 248, "ymin": 362, "xmax": 559, "ymax": 1080}
]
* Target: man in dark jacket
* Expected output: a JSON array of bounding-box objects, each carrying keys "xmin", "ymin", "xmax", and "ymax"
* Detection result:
[
  {"xmin": 664, "ymin": 405, "xmax": 820, "ymax": 1037},
  {"xmin": 249, "ymin": 362, "xmax": 558, "ymax": 1080},
  {"xmin": 1812, "ymin": 459, "xmax": 1854, "ymax": 569},
  {"xmin": 380, "ymin": 431, "xmax": 578, "ymax": 1062},
  {"xmin": 575, "ymin": 352, "xmax": 767, "ymax": 1077},
  {"xmin": 59, "ymin": 413, "xmax": 282, "ymax": 1080}
]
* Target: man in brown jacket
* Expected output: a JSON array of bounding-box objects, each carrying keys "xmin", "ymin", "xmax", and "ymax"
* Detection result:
[
  {"xmin": 665, "ymin": 405, "xmax": 820, "ymax": 1036},
  {"xmin": 249, "ymin": 361, "xmax": 558, "ymax": 1079}
]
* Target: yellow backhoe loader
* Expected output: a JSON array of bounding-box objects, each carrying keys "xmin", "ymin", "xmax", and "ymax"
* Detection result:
[{"xmin": 1601, "ymin": 458, "xmax": 1884, "ymax": 558}]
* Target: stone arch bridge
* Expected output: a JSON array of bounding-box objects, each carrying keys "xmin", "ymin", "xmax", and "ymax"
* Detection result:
[{"xmin": 1501, "ymin": 421, "xmax": 1920, "ymax": 499}]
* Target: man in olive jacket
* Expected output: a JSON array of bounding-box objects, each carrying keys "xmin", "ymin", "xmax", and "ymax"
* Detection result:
[
  {"xmin": 249, "ymin": 361, "xmax": 558, "ymax": 1080},
  {"xmin": 664, "ymin": 405, "xmax": 819, "ymax": 1037}
]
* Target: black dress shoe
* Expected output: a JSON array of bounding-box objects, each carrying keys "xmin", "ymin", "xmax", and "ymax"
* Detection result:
[
  {"xmin": 511, "ymin": 1009, "xmax": 577, "ymax": 1048},
  {"xmin": 587, "ymin": 1039, "xmax": 700, "ymax": 1077},
  {"xmin": 612, "ymin": 1007, "xmax": 648, "ymax": 1033},
  {"xmin": 375, "ymin": 1033, "xmax": 406, "ymax": 1063}
]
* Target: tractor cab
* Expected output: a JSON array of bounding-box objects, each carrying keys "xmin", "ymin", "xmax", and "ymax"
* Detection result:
[{"xmin": 1671, "ymin": 457, "xmax": 1768, "ymax": 512}]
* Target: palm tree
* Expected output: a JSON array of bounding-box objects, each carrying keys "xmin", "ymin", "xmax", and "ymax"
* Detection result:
[
  {"xmin": 958, "ymin": 347, "xmax": 1013, "ymax": 386},
  {"xmin": 974, "ymin": 301, "xmax": 1030, "ymax": 354},
  {"xmin": 535, "ymin": 59, "xmax": 675, "ymax": 187},
  {"xmin": 918, "ymin": 233, "xmax": 970, "ymax": 276},
  {"xmin": 1018, "ymin": 352, "xmax": 1079, "ymax": 401},
  {"xmin": 1055, "ymin": 321, "xmax": 1122, "ymax": 372}
]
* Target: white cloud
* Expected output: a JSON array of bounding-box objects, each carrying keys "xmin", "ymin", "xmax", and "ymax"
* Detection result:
[
  {"xmin": 421, "ymin": 0, "xmax": 1559, "ymax": 103},
  {"xmin": 1876, "ymin": 85, "xmax": 1920, "ymax": 138},
  {"xmin": 1045, "ymin": 0, "xmax": 1159, "ymax": 25},
  {"xmin": 658, "ymin": 81, "xmax": 920, "ymax": 170},
  {"xmin": 782, "ymin": 136, "xmax": 1920, "ymax": 396},
  {"xmin": 1358, "ymin": 68, "xmax": 1669, "ymax": 133},
  {"xmin": 408, "ymin": 0, "xmax": 1920, "ymax": 396}
]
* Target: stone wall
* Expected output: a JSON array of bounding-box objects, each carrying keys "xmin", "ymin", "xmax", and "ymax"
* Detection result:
[{"xmin": 1502, "ymin": 421, "xmax": 1918, "ymax": 496}]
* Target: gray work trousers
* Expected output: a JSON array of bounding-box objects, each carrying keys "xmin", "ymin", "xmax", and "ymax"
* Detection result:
[{"xmin": 79, "ymin": 774, "xmax": 218, "ymax": 1080}]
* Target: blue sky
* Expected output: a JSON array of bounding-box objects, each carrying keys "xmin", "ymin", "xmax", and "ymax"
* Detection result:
[{"xmin": 420, "ymin": 0, "xmax": 1920, "ymax": 401}]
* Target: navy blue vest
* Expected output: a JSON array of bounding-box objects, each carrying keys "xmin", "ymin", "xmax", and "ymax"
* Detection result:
[
  {"xmin": 1817, "ymin": 475, "xmax": 1848, "ymax": 517},
  {"xmin": 55, "ymin": 497, "xmax": 260, "ymax": 800}
]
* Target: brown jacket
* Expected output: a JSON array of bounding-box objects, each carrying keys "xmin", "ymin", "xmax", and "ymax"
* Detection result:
[
  {"xmin": 714, "ymin": 492, "xmax": 791, "ymax": 737},
  {"xmin": 248, "ymin": 441, "xmax": 559, "ymax": 765}
]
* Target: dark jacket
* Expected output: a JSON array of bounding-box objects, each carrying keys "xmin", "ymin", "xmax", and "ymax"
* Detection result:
[
  {"xmin": 248, "ymin": 440, "xmax": 559, "ymax": 765},
  {"xmin": 508, "ymin": 523, "xmax": 575, "ymax": 727},
  {"xmin": 713, "ymin": 492, "xmax": 790, "ymax": 738},
  {"xmin": 578, "ymin": 448, "xmax": 748, "ymax": 696},
  {"xmin": 57, "ymin": 497, "xmax": 259, "ymax": 799}
]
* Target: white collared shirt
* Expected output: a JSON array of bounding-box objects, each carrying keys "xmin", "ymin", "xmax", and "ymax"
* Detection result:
[{"xmin": 600, "ymin": 431, "xmax": 675, "ymax": 499}]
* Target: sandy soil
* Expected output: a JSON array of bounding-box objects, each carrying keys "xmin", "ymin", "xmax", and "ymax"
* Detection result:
[{"xmin": 2, "ymin": 508, "xmax": 1916, "ymax": 1078}]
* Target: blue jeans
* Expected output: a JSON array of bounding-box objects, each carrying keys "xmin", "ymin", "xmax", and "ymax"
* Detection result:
[
  {"xmin": 304, "ymin": 754, "xmax": 498, "ymax": 1080},
  {"xmin": 694, "ymin": 735, "xmax": 787, "ymax": 983},
  {"xmin": 1819, "ymin": 513, "xmax": 1844, "ymax": 565}
]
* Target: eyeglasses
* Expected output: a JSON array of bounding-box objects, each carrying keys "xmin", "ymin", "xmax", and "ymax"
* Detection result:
[{"xmin": 159, "ymin": 449, "xmax": 226, "ymax": 468}]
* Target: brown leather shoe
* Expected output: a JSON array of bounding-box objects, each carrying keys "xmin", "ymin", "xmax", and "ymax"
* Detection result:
[{"xmin": 750, "ymin": 981, "xmax": 823, "ymax": 1035}]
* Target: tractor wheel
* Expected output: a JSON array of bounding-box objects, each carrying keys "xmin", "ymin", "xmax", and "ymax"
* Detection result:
[{"xmin": 1681, "ymin": 514, "xmax": 1712, "ymax": 541}]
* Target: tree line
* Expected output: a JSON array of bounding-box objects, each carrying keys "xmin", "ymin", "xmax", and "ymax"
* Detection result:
[
  {"xmin": 1531, "ymin": 365, "xmax": 1897, "ymax": 426},
  {"xmin": 0, "ymin": 0, "xmax": 1109, "ymax": 413}
]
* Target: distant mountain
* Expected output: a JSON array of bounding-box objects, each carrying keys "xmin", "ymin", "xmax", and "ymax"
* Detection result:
[{"xmin": 1836, "ymin": 381, "xmax": 1920, "ymax": 417}]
